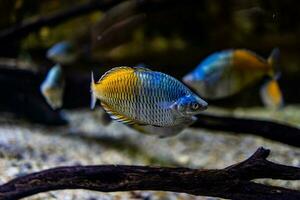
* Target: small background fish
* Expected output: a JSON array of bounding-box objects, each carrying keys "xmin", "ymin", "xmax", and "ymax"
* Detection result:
[
  {"xmin": 46, "ymin": 41, "xmax": 78, "ymax": 64},
  {"xmin": 40, "ymin": 64, "xmax": 65, "ymax": 110},
  {"xmin": 91, "ymin": 67, "xmax": 207, "ymax": 137},
  {"xmin": 183, "ymin": 48, "xmax": 284, "ymax": 109}
]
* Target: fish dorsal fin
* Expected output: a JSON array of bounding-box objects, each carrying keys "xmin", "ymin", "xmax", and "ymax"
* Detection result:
[
  {"xmin": 99, "ymin": 66, "xmax": 152, "ymax": 83},
  {"xmin": 133, "ymin": 66, "xmax": 152, "ymax": 72},
  {"xmin": 100, "ymin": 101, "xmax": 136, "ymax": 125}
]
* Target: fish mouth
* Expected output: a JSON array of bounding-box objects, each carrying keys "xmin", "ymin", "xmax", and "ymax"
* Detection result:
[
  {"xmin": 199, "ymin": 102, "xmax": 208, "ymax": 111},
  {"xmin": 197, "ymin": 97, "xmax": 208, "ymax": 111}
]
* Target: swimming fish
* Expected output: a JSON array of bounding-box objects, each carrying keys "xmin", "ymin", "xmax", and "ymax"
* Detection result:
[
  {"xmin": 46, "ymin": 41, "xmax": 77, "ymax": 64},
  {"xmin": 40, "ymin": 64, "xmax": 65, "ymax": 110},
  {"xmin": 91, "ymin": 67, "xmax": 208, "ymax": 137},
  {"xmin": 183, "ymin": 48, "xmax": 284, "ymax": 109}
]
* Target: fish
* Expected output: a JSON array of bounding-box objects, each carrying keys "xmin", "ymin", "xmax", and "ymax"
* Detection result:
[
  {"xmin": 40, "ymin": 64, "xmax": 65, "ymax": 110},
  {"xmin": 46, "ymin": 41, "xmax": 77, "ymax": 64},
  {"xmin": 183, "ymin": 48, "xmax": 284, "ymax": 109},
  {"xmin": 91, "ymin": 67, "xmax": 208, "ymax": 137},
  {"xmin": 91, "ymin": 0, "xmax": 146, "ymax": 50},
  {"xmin": 93, "ymin": 13, "xmax": 146, "ymax": 49}
]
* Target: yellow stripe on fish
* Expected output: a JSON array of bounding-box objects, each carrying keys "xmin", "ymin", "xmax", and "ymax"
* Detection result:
[
  {"xmin": 233, "ymin": 50, "xmax": 271, "ymax": 72},
  {"xmin": 96, "ymin": 67, "xmax": 139, "ymax": 104}
]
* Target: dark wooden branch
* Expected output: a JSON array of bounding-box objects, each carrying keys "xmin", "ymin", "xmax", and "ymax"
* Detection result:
[
  {"xmin": 1, "ymin": 67, "xmax": 300, "ymax": 146},
  {"xmin": 0, "ymin": 0, "xmax": 191, "ymax": 42},
  {"xmin": 0, "ymin": 0, "xmax": 122, "ymax": 41},
  {"xmin": 0, "ymin": 147, "xmax": 300, "ymax": 200},
  {"xmin": 193, "ymin": 113, "xmax": 300, "ymax": 147},
  {"xmin": 91, "ymin": 0, "xmax": 192, "ymax": 48}
]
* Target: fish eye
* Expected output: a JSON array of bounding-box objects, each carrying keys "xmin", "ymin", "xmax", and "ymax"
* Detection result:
[{"xmin": 191, "ymin": 103, "xmax": 200, "ymax": 110}]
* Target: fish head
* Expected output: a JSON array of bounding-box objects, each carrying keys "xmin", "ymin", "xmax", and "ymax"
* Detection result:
[
  {"xmin": 40, "ymin": 84, "xmax": 63, "ymax": 109},
  {"xmin": 172, "ymin": 94, "xmax": 208, "ymax": 116},
  {"xmin": 183, "ymin": 70, "xmax": 207, "ymax": 93}
]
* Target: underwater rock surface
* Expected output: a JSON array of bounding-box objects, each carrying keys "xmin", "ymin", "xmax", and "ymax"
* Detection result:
[{"xmin": 0, "ymin": 106, "xmax": 300, "ymax": 200}]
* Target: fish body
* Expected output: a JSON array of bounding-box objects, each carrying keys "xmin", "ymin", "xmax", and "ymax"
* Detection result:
[
  {"xmin": 46, "ymin": 41, "xmax": 77, "ymax": 64},
  {"xmin": 91, "ymin": 67, "xmax": 208, "ymax": 137},
  {"xmin": 40, "ymin": 64, "xmax": 65, "ymax": 109},
  {"xmin": 183, "ymin": 48, "xmax": 283, "ymax": 108}
]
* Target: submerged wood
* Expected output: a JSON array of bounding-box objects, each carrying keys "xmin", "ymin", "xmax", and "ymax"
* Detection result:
[
  {"xmin": 0, "ymin": 0, "xmax": 122, "ymax": 41},
  {"xmin": 193, "ymin": 113, "xmax": 300, "ymax": 147},
  {"xmin": 0, "ymin": 147, "xmax": 300, "ymax": 200},
  {"xmin": 0, "ymin": 0, "xmax": 189, "ymax": 42},
  {"xmin": 1, "ymin": 67, "xmax": 300, "ymax": 146}
]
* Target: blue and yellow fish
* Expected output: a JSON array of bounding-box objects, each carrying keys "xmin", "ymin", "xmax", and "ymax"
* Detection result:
[
  {"xmin": 183, "ymin": 48, "xmax": 284, "ymax": 109},
  {"xmin": 46, "ymin": 41, "xmax": 77, "ymax": 64},
  {"xmin": 91, "ymin": 67, "xmax": 208, "ymax": 137},
  {"xmin": 40, "ymin": 64, "xmax": 65, "ymax": 110}
]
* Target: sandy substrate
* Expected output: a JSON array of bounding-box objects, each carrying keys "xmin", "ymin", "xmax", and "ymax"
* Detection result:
[{"xmin": 0, "ymin": 106, "xmax": 299, "ymax": 200}]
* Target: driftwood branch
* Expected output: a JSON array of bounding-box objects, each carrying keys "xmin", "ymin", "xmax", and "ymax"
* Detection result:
[
  {"xmin": 193, "ymin": 113, "xmax": 300, "ymax": 147},
  {"xmin": 0, "ymin": 147, "xmax": 300, "ymax": 200},
  {"xmin": 0, "ymin": 0, "xmax": 190, "ymax": 42},
  {"xmin": 1, "ymin": 68, "xmax": 300, "ymax": 146},
  {"xmin": 0, "ymin": 0, "xmax": 122, "ymax": 41}
]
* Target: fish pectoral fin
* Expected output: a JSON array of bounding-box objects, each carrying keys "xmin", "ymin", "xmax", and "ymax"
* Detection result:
[
  {"xmin": 100, "ymin": 102, "xmax": 136, "ymax": 125},
  {"xmin": 175, "ymin": 116, "xmax": 197, "ymax": 126}
]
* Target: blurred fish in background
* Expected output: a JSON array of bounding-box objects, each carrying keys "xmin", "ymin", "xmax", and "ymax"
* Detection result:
[
  {"xmin": 91, "ymin": 0, "xmax": 146, "ymax": 50},
  {"xmin": 183, "ymin": 48, "xmax": 284, "ymax": 109},
  {"xmin": 233, "ymin": 6, "xmax": 267, "ymax": 34},
  {"xmin": 91, "ymin": 67, "xmax": 208, "ymax": 137},
  {"xmin": 46, "ymin": 41, "xmax": 78, "ymax": 64},
  {"xmin": 40, "ymin": 64, "xmax": 65, "ymax": 110}
]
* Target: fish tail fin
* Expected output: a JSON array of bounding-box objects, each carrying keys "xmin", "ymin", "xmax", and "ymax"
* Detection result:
[
  {"xmin": 259, "ymin": 78, "xmax": 284, "ymax": 109},
  {"xmin": 260, "ymin": 48, "xmax": 284, "ymax": 109},
  {"xmin": 90, "ymin": 71, "xmax": 97, "ymax": 110},
  {"xmin": 267, "ymin": 48, "xmax": 281, "ymax": 78}
]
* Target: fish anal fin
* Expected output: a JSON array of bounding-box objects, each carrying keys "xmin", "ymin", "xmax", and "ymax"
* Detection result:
[{"xmin": 100, "ymin": 102, "xmax": 136, "ymax": 125}]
